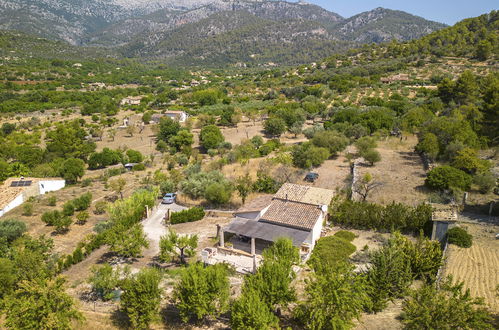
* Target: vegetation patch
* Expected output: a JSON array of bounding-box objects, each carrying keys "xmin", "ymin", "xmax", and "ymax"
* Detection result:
[
  {"xmin": 170, "ymin": 207, "xmax": 205, "ymax": 225},
  {"xmin": 308, "ymin": 236, "xmax": 357, "ymax": 273},
  {"xmin": 447, "ymin": 227, "xmax": 473, "ymax": 248}
]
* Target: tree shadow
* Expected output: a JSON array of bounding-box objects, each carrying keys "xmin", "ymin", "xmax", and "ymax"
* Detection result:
[{"xmin": 111, "ymin": 308, "xmax": 130, "ymax": 329}]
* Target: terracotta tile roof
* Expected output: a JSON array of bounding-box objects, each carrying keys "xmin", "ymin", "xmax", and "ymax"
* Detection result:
[
  {"xmin": 236, "ymin": 194, "xmax": 273, "ymax": 213},
  {"xmin": 259, "ymin": 199, "xmax": 322, "ymax": 231},
  {"xmin": 274, "ymin": 183, "xmax": 335, "ymax": 206}
]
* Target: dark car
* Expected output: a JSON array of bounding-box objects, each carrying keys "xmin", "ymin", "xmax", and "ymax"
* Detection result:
[{"xmin": 304, "ymin": 172, "xmax": 319, "ymax": 182}]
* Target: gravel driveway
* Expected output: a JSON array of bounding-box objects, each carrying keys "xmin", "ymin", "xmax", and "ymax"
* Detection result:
[{"xmin": 142, "ymin": 202, "xmax": 187, "ymax": 254}]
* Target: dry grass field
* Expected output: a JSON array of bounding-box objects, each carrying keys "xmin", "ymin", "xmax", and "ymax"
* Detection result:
[
  {"xmin": 356, "ymin": 135, "xmax": 429, "ymax": 206},
  {"xmin": 442, "ymin": 223, "xmax": 499, "ymax": 313}
]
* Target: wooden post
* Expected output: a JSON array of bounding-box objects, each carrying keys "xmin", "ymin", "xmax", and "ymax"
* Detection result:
[
  {"xmin": 251, "ymin": 237, "xmax": 256, "ymax": 256},
  {"xmin": 219, "ymin": 227, "xmax": 225, "ymax": 247}
]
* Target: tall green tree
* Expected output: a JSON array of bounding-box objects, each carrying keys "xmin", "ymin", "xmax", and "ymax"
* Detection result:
[
  {"xmin": 174, "ymin": 263, "xmax": 230, "ymax": 322},
  {"xmin": 120, "ymin": 268, "xmax": 161, "ymax": 329},
  {"xmin": 5, "ymin": 277, "xmax": 83, "ymax": 329},
  {"xmin": 230, "ymin": 288, "xmax": 279, "ymax": 330},
  {"xmin": 401, "ymin": 276, "xmax": 493, "ymax": 329},
  {"xmin": 295, "ymin": 265, "xmax": 370, "ymax": 330},
  {"xmin": 59, "ymin": 158, "xmax": 85, "ymax": 183}
]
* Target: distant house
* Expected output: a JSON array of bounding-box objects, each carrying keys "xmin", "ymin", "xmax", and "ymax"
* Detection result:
[
  {"xmin": 221, "ymin": 183, "xmax": 335, "ymax": 257},
  {"xmin": 0, "ymin": 178, "xmax": 65, "ymax": 217},
  {"xmin": 381, "ymin": 73, "xmax": 410, "ymax": 84},
  {"xmin": 120, "ymin": 96, "xmax": 143, "ymax": 106},
  {"xmin": 151, "ymin": 111, "xmax": 189, "ymax": 124}
]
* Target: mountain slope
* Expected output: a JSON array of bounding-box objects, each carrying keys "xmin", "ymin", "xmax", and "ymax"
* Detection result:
[{"xmin": 331, "ymin": 7, "xmax": 447, "ymax": 43}]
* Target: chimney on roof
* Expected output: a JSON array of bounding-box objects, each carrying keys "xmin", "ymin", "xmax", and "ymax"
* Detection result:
[{"xmin": 285, "ymin": 193, "xmax": 288, "ymax": 202}]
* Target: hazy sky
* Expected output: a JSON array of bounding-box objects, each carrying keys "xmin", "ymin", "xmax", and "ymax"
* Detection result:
[{"xmin": 306, "ymin": 0, "xmax": 497, "ymax": 25}]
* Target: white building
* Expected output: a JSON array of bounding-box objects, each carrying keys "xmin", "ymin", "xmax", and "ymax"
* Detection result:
[
  {"xmin": 120, "ymin": 96, "xmax": 143, "ymax": 106},
  {"xmin": 0, "ymin": 178, "xmax": 65, "ymax": 217},
  {"xmin": 221, "ymin": 183, "xmax": 334, "ymax": 258},
  {"xmin": 151, "ymin": 111, "xmax": 189, "ymax": 124}
]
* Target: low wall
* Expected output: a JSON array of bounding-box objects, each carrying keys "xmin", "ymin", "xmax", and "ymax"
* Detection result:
[
  {"xmin": 0, "ymin": 194, "xmax": 24, "ymax": 217},
  {"xmin": 39, "ymin": 180, "xmax": 65, "ymax": 195}
]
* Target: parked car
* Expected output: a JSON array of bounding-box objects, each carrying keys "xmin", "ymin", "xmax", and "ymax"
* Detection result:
[
  {"xmin": 162, "ymin": 193, "xmax": 177, "ymax": 204},
  {"xmin": 304, "ymin": 172, "xmax": 319, "ymax": 182}
]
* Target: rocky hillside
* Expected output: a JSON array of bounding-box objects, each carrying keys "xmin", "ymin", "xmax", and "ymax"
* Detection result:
[
  {"xmin": 332, "ymin": 7, "xmax": 447, "ymax": 43},
  {"xmin": 0, "ymin": 0, "xmax": 447, "ymax": 65}
]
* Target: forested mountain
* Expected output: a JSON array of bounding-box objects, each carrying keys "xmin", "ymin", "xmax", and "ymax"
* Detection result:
[{"xmin": 0, "ymin": 0, "xmax": 447, "ymax": 66}]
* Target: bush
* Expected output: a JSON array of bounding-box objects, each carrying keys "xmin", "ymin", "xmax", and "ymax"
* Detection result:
[
  {"xmin": 308, "ymin": 236, "xmax": 356, "ymax": 273},
  {"xmin": 331, "ymin": 200, "xmax": 432, "ymax": 233},
  {"xmin": 447, "ymin": 227, "xmax": 472, "ymax": 248},
  {"xmin": 62, "ymin": 202, "xmax": 75, "ymax": 216},
  {"xmin": 425, "ymin": 165, "xmax": 472, "ymax": 191},
  {"xmin": 204, "ymin": 182, "xmax": 233, "ymax": 205},
  {"xmin": 94, "ymin": 200, "xmax": 107, "ymax": 215},
  {"xmin": 41, "ymin": 210, "xmax": 60, "ymax": 226},
  {"xmin": 401, "ymin": 277, "xmax": 493, "ymax": 329},
  {"xmin": 72, "ymin": 192, "xmax": 92, "ymax": 211},
  {"xmin": 22, "ymin": 203, "xmax": 34, "ymax": 216},
  {"xmin": 200, "ymin": 125, "xmax": 224, "ymax": 150},
  {"xmin": 362, "ymin": 149, "xmax": 381, "ymax": 166},
  {"xmin": 46, "ymin": 196, "xmax": 57, "ymax": 206},
  {"xmin": 170, "ymin": 207, "xmax": 205, "ymax": 225},
  {"xmin": 334, "ymin": 230, "xmax": 356, "ymax": 242},
  {"xmin": 132, "ymin": 163, "xmax": 145, "ymax": 171},
  {"xmin": 0, "ymin": 218, "xmax": 27, "ymax": 242},
  {"xmin": 292, "ymin": 142, "xmax": 330, "ymax": 169},
  {"xmin": 473, "ymin": 172, "xmax": 496, "ymax": 194}
]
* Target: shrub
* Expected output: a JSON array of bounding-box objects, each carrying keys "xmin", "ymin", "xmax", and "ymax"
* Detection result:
[
  {"xmin": 22, "ymin": 203, "xmax": 34, "ymax": 216},
  {"xmin": 473, "ymin": 172, "xmax": 496, "ymax": 194},
  {"xmin": 447, "ymin": 227, "xmax": 472, "ymax": 248},
  {"xmin": 204, "ymin": 182, "xmax": 233, "ymax": 205},
  {"xmin": 94, "ymin": 200, "xmax": 107, "ymax": 215},
  {"xmin": 308, "ymin": 236, "xmax": 356, "ymax": 273},
  {"xmin": 173, "ymin": 263, "xmax": 230, "ymax": 322},
  {"xmin": 0, "ymin": 218, "xmax": 27, "ymax": 242},
  {"xmin": 132, "ymin": 163, "xmax": 145, "ymax": 171},
  {"xmin": 425, "ymin": 165, "xmax": 472, "ymax": 191},
  {"xmin": 334, "ymin": 230, "xmax": 356, "ymax": 242},
  {"xmin": 401, "ymin": 277, "xmax": 493, "ymax": 329},
  {"xmin": 46, "ymin": 196, "xmax": 57, "ymax": 206},
  {"xmin": 170, "ymin": 207, "xmax": 205, "ymax": 225},
  {"xmin": 292, "ymin": 142, "xmax": 330, "ymax": 169},
  {"xmin": 41, "ymin": 210, "xmax": 60, "ymax": 226},
  {"xmin": 72, "ymin": 193, "xmax": 92, "ymax": 211},
  {"xmin": 330, "ymin": 200, "xmax": 432, "ymax": 233},
  {"xmin": 363, "ymin": 149, "xmax": 381, "ymax": 166},
  {"xmin": 76, "ymin": 211, "xmax": 90, "ymax": 225},
  {"xmin": 62, "ymin": 202, "xmax": 75, "ymax": 216},
  {"xmin": 200, "ymin": 125, "xmax": 224, "ymax": 150}
]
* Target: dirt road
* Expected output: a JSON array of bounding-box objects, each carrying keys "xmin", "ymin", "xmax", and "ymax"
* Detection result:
[{"xmin": 141, "ymin": 203, "xmax": 186, "ymax": 254}]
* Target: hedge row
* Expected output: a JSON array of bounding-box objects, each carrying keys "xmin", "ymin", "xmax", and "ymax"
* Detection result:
[
  {"xmin": 330, "ymin": 200, "xmax": 433, "ymax": 234},
  {"xmin": 170, "ymin": 207, "xmax": 205, "ymax": 225},
  {"xmin": 57, "ymin": 189, "xmax": 156, "ymax": 272}
]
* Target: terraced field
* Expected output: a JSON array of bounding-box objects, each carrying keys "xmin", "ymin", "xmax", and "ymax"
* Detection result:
[{"xmin": 442, "ymin": 223, "xmax": 499, "ymax": 312}]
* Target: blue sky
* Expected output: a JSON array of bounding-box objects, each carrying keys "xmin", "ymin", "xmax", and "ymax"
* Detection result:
[{"xmin": 305, "ymin": 0, "xmax": 497, "ymax": 25}]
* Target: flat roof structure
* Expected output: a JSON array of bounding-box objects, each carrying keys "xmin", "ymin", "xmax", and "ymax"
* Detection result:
[{"xmin": 224, "ymin": 217, "xmax": 310, "ymax": 247}]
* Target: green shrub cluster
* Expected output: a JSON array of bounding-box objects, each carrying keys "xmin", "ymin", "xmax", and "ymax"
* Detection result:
[
  {"xmin": 308, "ymin": 235, "xmax": 357, "ymax": 273},
  {"xmin": 331, "ymin": 200, "xmax": 432, "ymax": 233},
  {"xmin": 170, "ymin": 207, "xmax": 205, "ymax": 225},
  {"xmin": 447, "ymin": 227, "xmax": 473, "ymax": 248},
  {"xmin": 334, "ymin": 230, "xmax": 357, "ymax": 241}
]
